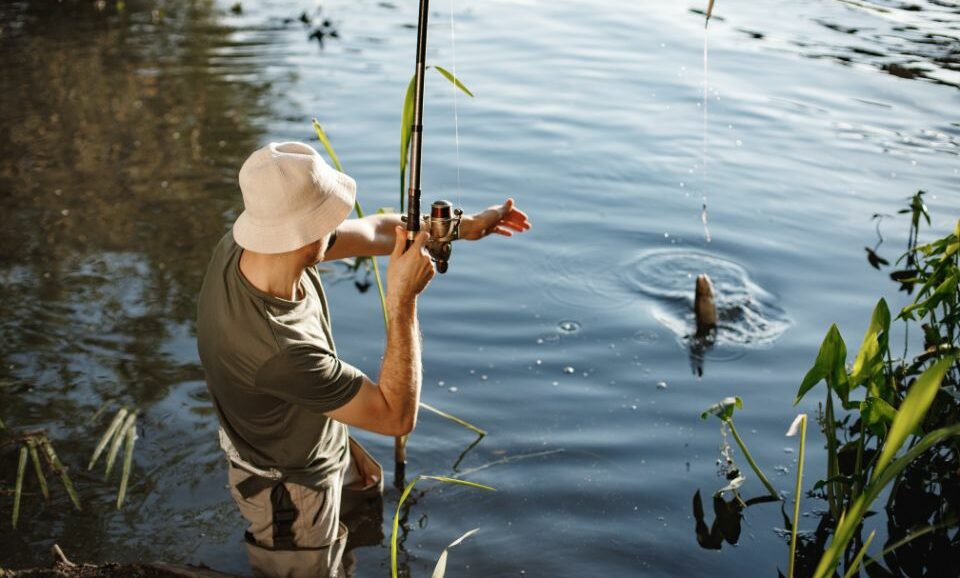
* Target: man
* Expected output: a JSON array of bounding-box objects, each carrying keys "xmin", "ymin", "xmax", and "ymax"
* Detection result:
[{"xmin": 196, "ymin": 141, "xmax": 530, "ymax": 577}]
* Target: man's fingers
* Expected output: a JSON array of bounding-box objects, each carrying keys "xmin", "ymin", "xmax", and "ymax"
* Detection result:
[
  {"xmin": 499, "ymin": 198, "xmax": 514, "ymax": 217},
  {"xmin": 412, "ymin": 230, "xmax": 430, "ymax": 251},
  {"xmin": 493, "ymin": 226, "xmax": 513, "ymax": 237},
  {"xmin": 392, "ymin": 226, "xmax": 407, "ymax": 256}
]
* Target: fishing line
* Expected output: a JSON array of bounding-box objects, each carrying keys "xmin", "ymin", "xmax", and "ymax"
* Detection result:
[
  {"xmin": 449, "ymin": 0, "xmax": 462, "ymax": 210},
  {"xmin": 701, "ymin": 26, "xmax": 712, "ymax": 243}
]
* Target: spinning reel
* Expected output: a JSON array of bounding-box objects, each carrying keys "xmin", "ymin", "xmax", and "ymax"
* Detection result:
[{"xmin": 402, "ymin": 200, "xmax": 463, "ymax": 274}]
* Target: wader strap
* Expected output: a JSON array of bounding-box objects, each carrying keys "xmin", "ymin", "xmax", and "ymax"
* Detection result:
[{"xmin": 270, "ymin": 482, "xmax": 298, "ymax": 550}]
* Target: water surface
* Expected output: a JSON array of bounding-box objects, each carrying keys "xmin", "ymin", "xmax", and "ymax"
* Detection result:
[{"xmin": 1, "ymin": 0, "xmax": 957, "ymax": 576}]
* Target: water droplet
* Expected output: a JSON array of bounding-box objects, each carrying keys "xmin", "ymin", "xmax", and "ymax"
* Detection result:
[
  {"xmin": 656, "ymin": 381, "xmax": 668, "ymax": 390},
  {"xmin": 562, "ymin": 366, "xmax": 575, "ymax": 374},
  {"xmin": 535, "ymin": 359, "xmax": 542, "ymax": 365},
  {"xmin": 558, "ymin": 320, "xmax": 581, "ymax": 333}
]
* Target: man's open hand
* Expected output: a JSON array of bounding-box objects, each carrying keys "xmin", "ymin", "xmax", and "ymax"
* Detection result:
[{"xmin": 459, "ymin": 198, "xmax": 531, "ymax": 241}]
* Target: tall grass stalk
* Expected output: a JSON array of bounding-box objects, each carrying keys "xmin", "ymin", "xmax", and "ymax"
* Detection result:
[
  {"xmin": 391, "ymin": 475, "xmax": 495, "ymax": 578},
  {"xmin": 432, "ymin": 528, "xmax": 479, "ymax": 578},
  {"xmin": 105, "ymin": 411, "xmax": 137, "ymax": 480},
  {"xmin": 312, "ymin": 119, "xmax": 389, "ymax": 332},
  {"xmin": 787, "ymin": 414, "xmax": 807, "ymax": 578},
  {"xmin": 116, "ymin": 416, "xmax": 138, "ymax": 509},
  {"xmin": 27, "ymin": 438, "xmax": 49, "ymax": 501},
  {"xmin": 39, "ymin": 435, "xmax": 81, "ymax": 511},
  {"xmin": 12, "ymin": 445, "xmax": 27, "ymax": 528},
  {"xmin": 89, "ymin": 407, "xmax": 128, "ymax": 470}
]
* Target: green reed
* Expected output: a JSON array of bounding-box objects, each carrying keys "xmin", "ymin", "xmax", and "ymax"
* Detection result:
[
  {"xmin": 391, "ymin": 475, "xmax": 495, "ymax": 578},
  {"xmin": 89, "ymin": 406, "xmax": 138, "ymax": 509},
  {"xmin": 9, "ymin": 430, "xmax": 82, "ymax": 528}
]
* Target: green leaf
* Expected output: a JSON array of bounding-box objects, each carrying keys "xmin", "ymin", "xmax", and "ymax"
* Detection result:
[
  {"xmin": 795, "ymin": 324, "xmax": 847, "ymax": 405},
  {"xmin": 400, "ymin": 74, "xmax": 416, "ymax": 212},
  {"xmin": 850, "ymin": 300, "xmax": 890, "ymax": 388},
  {"xmin": 860, "ymin": 397, "xmax": 897, "ymax": 437},
  {"xmin": 873, "ymin": 356, "xmax": 955, "ymax": 477},
  {"xmin": 433, "ymin": 66, "xmax": 475, "ymax": 97},
  {"xmin": 700, "ymin": 396, "xmax": 743, "ymax": 422},
  {"xmin": 105, "ymin": 411, "xmax": 137, "ymax": 480}
]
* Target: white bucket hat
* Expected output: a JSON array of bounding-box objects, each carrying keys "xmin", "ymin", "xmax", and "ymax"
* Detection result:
[{"xmin": 233, "ymin": 141, "xmax": 357, "ymax": 254}]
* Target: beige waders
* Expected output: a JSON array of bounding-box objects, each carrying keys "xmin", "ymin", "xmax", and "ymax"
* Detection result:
[{"xmin": 227, "ymin": 437, "xmax": 383, "ymax": 578}]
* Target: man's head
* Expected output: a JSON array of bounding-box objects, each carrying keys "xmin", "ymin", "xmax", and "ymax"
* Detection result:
[{"xmin": 233, "ymin": 141, "xmax": 355, "ymax": 256}]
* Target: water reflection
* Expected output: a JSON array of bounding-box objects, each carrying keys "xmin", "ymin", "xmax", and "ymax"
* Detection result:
[{"xmin": 0, "ymin": 0, "xmax": 273, "ymax": 567}]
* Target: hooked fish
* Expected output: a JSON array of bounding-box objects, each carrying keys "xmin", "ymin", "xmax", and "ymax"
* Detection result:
[{"xmin": 695, "ymin": 274, "xmax": 717, "ymax": 338}]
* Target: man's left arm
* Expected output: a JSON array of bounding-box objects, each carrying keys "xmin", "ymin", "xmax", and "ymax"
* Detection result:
[{"xmin": 323, "ymin": 198, "xmax": 531, "ymax": 260}]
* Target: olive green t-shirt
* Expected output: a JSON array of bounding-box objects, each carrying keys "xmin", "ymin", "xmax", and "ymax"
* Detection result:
[{"xmin": 196, "ymin": 232, "xmax": 365, "ymax": 488}]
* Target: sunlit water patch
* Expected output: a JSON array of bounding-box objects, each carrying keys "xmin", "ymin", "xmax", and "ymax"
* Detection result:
[{"xmin": 623, "ymin": 249, "xmax": 791, "ymax": 353}]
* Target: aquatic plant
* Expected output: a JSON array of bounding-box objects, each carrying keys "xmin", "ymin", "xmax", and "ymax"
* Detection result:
[
  {"xmin": 89, "ymin": 406, "xmax": 138, "ymax": 509},
  {"xmin": 700, "ymin": 396, "xmax": 779, "ymax": 499},
  {"xmin": 695, "ymin": 197, "xmax": 960, "ymax": 576},
  {"xmin": 391, "ymin": 475, "xmax": 494, "ymax": 578},
  {"xmin": 4, "ymin": 430, "xmax": 81, "ymax": 528}
]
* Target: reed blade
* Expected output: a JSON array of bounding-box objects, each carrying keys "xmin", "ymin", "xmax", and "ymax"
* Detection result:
[
  {"xmin": 13, "ymin": 445, "xmax": 28, "ymax": 529},
  {"xmin": 116, "ymin": 416, "xmax": 138, "ymax": 509},
  {"xmin": 89, "ymin": 407, "xmax": 128, "ymax": 471},
  {"xmin": 28, "ymin": 438, "xmax": 50, "ymax": 501},
  {"xmin": 105, "ymin": 411, "xmax": 137, "ymax": 480},
  {"xmin": 787, "ymin": 414, "xmax": 807, "ymax": 578},
  {"xmin": 420, "ymin": 402, "xmax": 487, "ymax": 436},
  {"xmin": 40, "ymin": 436, "xmax": 82, "ymax": 511},
  {"xmin": 392, "ymin": 475, "xmax": 495, "ymax": 578},
  {"xmin": 843, "ymin": 530, "xmax": 876, "ymax": 578},
  {"xmin": 433, "ymin": 66, "xmax": 474, "ymax": 97},
  {"xmin": 432, "ymin": 528, "xmax": 479, "ymax": 578}
]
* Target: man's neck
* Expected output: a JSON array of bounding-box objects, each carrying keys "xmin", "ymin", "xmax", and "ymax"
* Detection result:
[{"xmin": 239, "ymin": 249, "xmax": 305, "ymax": 301}]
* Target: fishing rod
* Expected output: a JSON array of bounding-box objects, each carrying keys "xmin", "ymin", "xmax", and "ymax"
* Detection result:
[
  {"xmin": 402, "ymin": 0, "xmax": 463, "ymax": 270},
  {"xmin": 396, "ymin": 0, "xmax": 464, "ymax": 479}
]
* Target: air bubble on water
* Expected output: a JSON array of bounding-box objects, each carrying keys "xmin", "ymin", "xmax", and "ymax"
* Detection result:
[
  {"xmin": 562, "ymin": 366, "xmax": 575, "ymax": 374},
  {"xmin": 536, "ymin": 338, "xmax": 544, "ymax": 344},
  {"xmin": 469, "ymin": 369, "xmax": 475, "ymax": 374},
  {"xmin": 437, "ymin": 380, "xmax": 445, "ymax": 387},
  {"xmin": 448, "ymin": 386, "xmax": 458, "ymax": 393},
  {"xmin": 480, "ymin": 375, "xmax": 488, "ymax": 381},
  {"xmin": 535, "ymin": 359, "xmax": 542, "ymax": 365},
  {"xmin": 783, "ymin": 447, "xmax": 794, "ymax": 454},
  {"xmin": 558, "ymin": 320, "xmax": 581, "ymax": 333},
  {"xmin": 656, "ymin": 381, "xmax": 668, "ymax": 390},
  {"xmin": 735, "ymin": 139, "xmax": 742, "ymax": 146},
  {"xmin": 552, "ymin": 381, "xmax": 559, "ymax": 386}
]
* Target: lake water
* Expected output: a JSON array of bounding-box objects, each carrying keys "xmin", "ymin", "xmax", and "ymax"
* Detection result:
[{"xmin": 1, "ymin": 0, "xmax": 957, "ymax": 576}]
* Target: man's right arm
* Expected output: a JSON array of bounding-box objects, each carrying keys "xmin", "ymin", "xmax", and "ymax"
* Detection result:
[{"xmin": 325, "ymin": 227, "xmax": 434, "ymax": 436}]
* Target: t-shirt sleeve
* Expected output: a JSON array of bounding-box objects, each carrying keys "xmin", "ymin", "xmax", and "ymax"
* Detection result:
[{"xmin": 253, "ymin": 344, "xmax": 365, "ymax": 412}]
